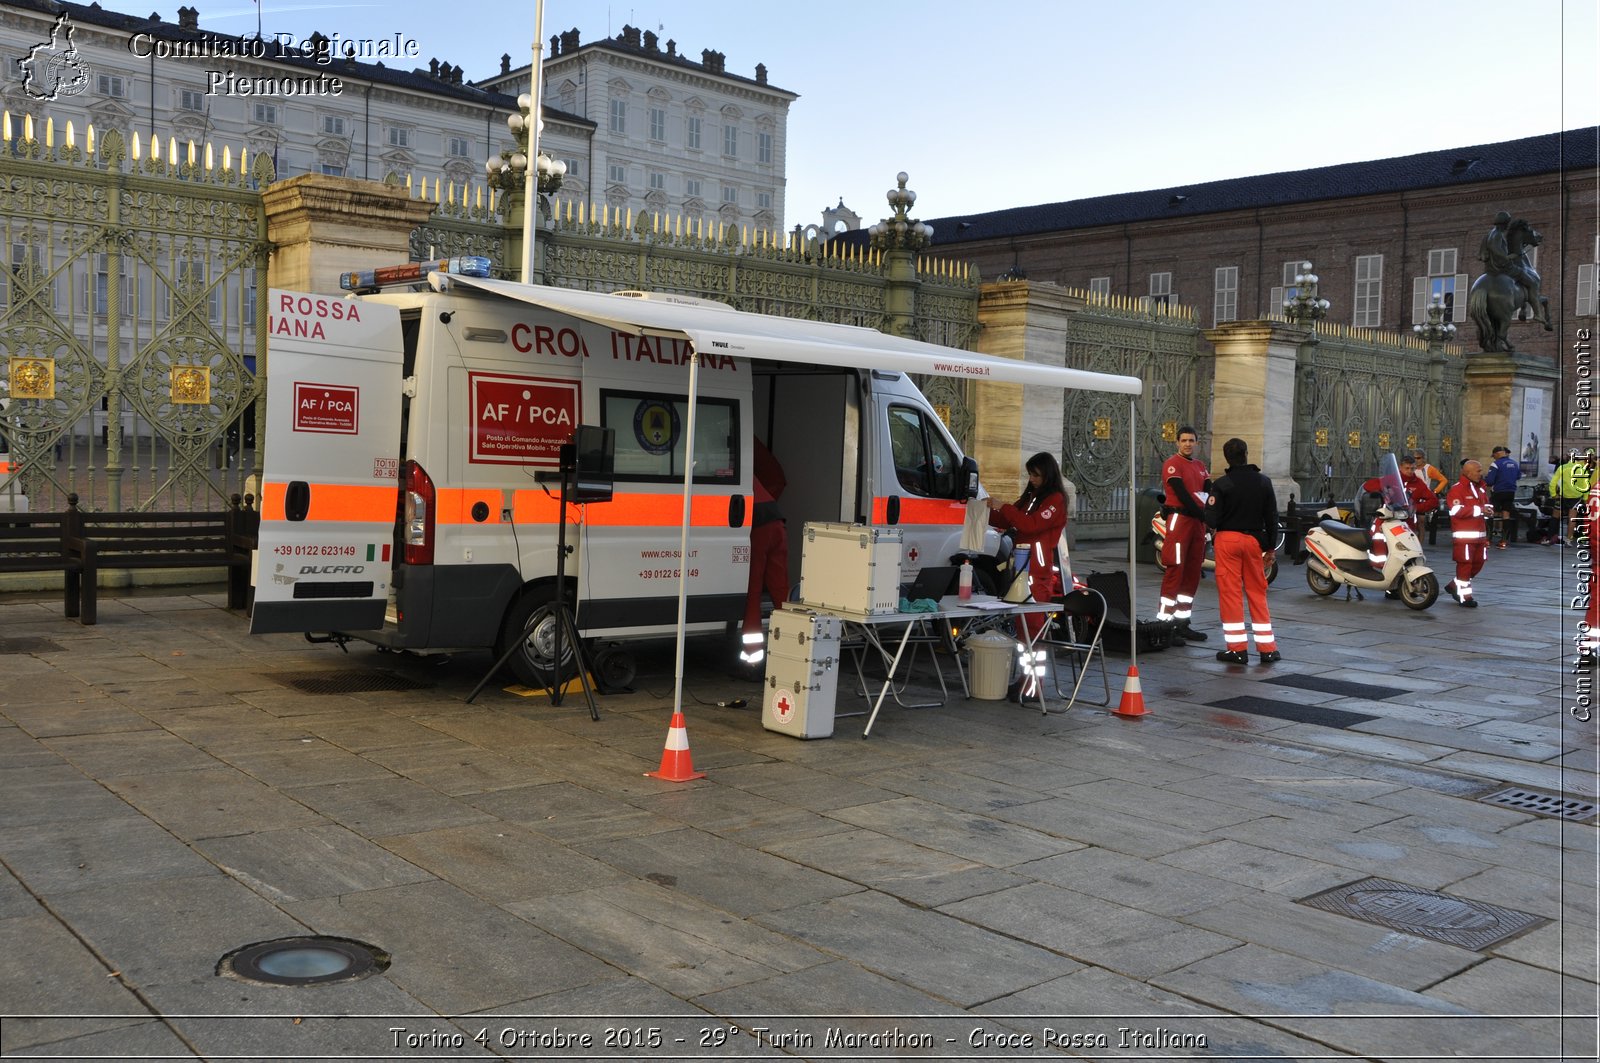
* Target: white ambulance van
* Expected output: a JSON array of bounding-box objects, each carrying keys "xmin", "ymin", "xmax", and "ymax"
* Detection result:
[{"xmin": 251, "ymin": 263, "xmax": 1007, "ymax": 686}]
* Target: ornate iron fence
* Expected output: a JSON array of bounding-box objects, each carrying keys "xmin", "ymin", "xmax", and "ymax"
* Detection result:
[
  {"xmin": 1058, "ymin": 292, "xmax": 1213, "ymax": 535},
  {"xmin": 1289, "ymin": 320, "xmax": 1465, "ymax": 504},
  {"xmin": 0, "ymin": 115, "xmax": 270, "ymax": 513}
]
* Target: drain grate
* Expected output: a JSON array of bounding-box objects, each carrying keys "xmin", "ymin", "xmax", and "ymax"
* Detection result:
[
  {"xmin": 1480, "ymin": 786, "xmax": 1598, "ymax": 821},
  {"xmin": 266, "ymin": 670, "xmax": 433, "ymax": 695},
  {"xmin": 1300, "ymin": 876, "xmax": 1548, "ymax": 951},
  {"xmin": 0, "ymin": 636, "xmax": 64, "ymax": 655},
  {"xmin": 1207, "ymin": 695, "xmax": 1378, "ymax": 730}
]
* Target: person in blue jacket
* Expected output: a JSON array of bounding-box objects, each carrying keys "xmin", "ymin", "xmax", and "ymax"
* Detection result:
[{"xmin": 1483, "ymin": 445, "xmax": 1522, "ymax": 548}]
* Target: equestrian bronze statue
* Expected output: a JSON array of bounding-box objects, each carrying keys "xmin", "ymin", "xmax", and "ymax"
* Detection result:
[{"xmin": 1468, "ymin": 210, "xmax": 1553, "ymax": 353}]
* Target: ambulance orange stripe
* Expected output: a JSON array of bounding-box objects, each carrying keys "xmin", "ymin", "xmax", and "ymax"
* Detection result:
[
  {"xmin": 504, "ymin": 490, "xmax": 742, "ymax": 528},
  {"xmin": 870, "ymin": 496, "xmax": 967, "ymax": 525},
  {"xmin": 260, "ymin": 481, "xmax": 397, "ymax": 523}
]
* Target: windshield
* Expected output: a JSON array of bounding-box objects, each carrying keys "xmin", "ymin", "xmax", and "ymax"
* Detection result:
[{"xmin": 1375, "ymin": 454, "xmax": 1411, "ymax": 517}]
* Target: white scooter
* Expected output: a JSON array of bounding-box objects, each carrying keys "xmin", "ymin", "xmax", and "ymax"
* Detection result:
[{"xmin": 1300, "ymin": 455, "xmax": 1439, "ymax": 610}]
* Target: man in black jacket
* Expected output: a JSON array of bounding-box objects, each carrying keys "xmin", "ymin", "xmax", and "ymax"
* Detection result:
[{"xmin": 1205, "ymin": 438, "xmax": 1280, "ymax": 665}]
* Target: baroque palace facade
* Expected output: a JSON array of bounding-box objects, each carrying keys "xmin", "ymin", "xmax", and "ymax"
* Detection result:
[
  {"xmin": 0, "ymin": 1, "xmax": 792, "ymax": 231},
  {"xmin": 925, "ymin": 128, "xmax": 1598, "ymax": 455}
]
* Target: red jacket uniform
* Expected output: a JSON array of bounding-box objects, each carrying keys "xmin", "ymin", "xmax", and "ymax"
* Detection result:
[{"xmin": 990, "ymin": 490, "xmax": 1067, "ymax": 601}]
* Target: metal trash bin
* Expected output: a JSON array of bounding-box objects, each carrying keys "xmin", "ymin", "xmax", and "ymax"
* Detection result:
[{"xmin": 966, "ymin": 630, "xmax": 1015, "ymax": 701}]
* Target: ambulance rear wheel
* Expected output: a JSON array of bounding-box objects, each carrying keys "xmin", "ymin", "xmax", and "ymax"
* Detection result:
[{"xmin": 499, "ymin": 593, "xmax": 579, "ymax": 688}]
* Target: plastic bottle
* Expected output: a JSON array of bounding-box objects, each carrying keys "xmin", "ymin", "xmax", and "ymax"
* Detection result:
[{"xmin": 958, "ymin": 559, "xmax": 974, "ymax": 600}]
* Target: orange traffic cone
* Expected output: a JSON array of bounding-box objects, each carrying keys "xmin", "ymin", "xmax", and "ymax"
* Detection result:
[
  {"xmin": 646, "ymin": 711, "xmax": 706, "ymax": 781},
  {"xmin": 1113, "ymin": 665, "xmax": 1149, "ymax": 718}
]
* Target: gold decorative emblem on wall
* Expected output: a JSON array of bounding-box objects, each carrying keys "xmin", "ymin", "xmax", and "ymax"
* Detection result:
[
  {"xmin": 9, "ymin": 357, "xmax": 54, "ymax": 399},
  {"xmin": 1315, "ymin": 427, "xmax": 1329, "ymax": 447},
  {"xmin": 1347, "ymin": 430, "xmax": 1361, "ymax": 448},
  {"xmin": 1441, "ymin": 436, "xmax": 1453, "ymax": 453},
  {"xmin": 1406, "ymin": 434, "xmax": 1418, "ymax": 450},
  {"xmin": 170, "ymin": 365, "xmax": 210, "ymax": 405},
  {"xmin": 931, "ymin": 403, "xmax": 951, "ymax": 427},
  {"xmin": 1377, "ymin": 432, "xmax": 1391, "ymax": 450},
  {"xmin": 1092, "ymin": 416, "xmax": 1112, "ymax": 440},
  {"xmin": 1161, "ymin": 421, "xmax": 1178, "ymax": 442}
]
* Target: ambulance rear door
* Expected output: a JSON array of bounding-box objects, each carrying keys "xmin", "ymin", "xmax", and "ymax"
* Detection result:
[{"xmin": 251, "ymin": 291, "xmax": 403, "ymax": 634}]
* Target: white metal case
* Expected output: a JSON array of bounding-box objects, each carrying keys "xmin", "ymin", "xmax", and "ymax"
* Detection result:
[
  {"xmin": 762, "ymin": 605, "xmax": 842, "ymax": 739},
  {"xmin": 797, "ymin": 522, "xmax": 903, "ymax": 617}
]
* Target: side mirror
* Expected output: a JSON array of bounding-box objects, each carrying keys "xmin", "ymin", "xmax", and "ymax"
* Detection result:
[{"xmin": 961, "ymin": 456, "xmax": 980, "ymax": 499}]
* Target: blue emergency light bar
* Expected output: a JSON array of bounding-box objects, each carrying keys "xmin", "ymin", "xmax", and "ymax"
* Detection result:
[{"xmin": 339, "ymin": 256, "xmax": 492, "ymax": 292}]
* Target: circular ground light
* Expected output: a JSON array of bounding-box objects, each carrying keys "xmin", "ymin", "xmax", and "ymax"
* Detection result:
[{"xmin": 217, "ymin": 936, "xmax": 389, "ymax": 987}]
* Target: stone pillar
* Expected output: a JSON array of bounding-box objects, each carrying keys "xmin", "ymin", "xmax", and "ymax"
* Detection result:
[
  {"xmin": 972, "ymin": 281, "xmax": 1085, "ymax": 501},
  {"xmin": 1462, "ymin": 353, "xmax": 1561, "ymax": 471},
  {"xmin": 262, "ymin": 174, "xmax": 438, "ymax": 294},
  {"xmin": 1202, "ymin": 321, "xmax": 1303, "ymax": 492}
]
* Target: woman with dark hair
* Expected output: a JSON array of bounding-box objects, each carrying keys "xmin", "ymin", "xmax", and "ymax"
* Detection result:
[{"xmin": 986, "ymin": 451, "xmax": 1068, "ymax": 700}]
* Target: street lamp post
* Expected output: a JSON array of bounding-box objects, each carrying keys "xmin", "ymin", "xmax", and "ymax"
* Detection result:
[
  {"xmin": 486, "ymin": 95, "xmax": 565, "ymax": 283},
  {"xmin": 1282, "ymin": 261, "xmax": 1330, "ymax": 328},
  {"xmin": 1412, "ymin": 296, "xmax": 1458, "ymax": 349}
]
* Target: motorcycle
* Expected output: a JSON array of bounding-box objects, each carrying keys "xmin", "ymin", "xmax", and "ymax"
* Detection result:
[{"xmin": 1298, "ymin": 454, "xmax": 1439, "ymax": 610}]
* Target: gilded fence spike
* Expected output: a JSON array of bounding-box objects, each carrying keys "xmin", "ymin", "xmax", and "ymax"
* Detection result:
[
  {"xmin": 64, "ymin": 119, "xmax": 74, "ymax": 149},
  {"xmin": 24, "ymin": 113, "xmax": 33, "ymax": 143},
  {"xmin": 168, "ymin": 137, "xmax": 177, "ymax": 167},
  {"xmin": 204, "ymin": 141, "xmax": 213, "ymax": 172},
  {"xmin": 222, "ymin": 145, "xmax": 231, "ymax": 171},
  {"xmin": 187, "ymin": 139, "xmax": 195, "ymax": 166},
  {"xmin": 45, "ymin": 116, "xmax": 53, "ymax": 149},
  {"xmin": 85, "ymin": 123, "xmax": 94, "ymax": 158},
  {"xmin": 2, "ymin": 111, "xmax": 10, "ymax": 145}
]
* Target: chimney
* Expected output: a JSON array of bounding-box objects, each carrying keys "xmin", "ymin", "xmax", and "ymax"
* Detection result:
[
  {"xmin": 560, "ymin": 29, "xmax": 580, "ymax": 53},
  {"xmin": 755, "ymin": 63, "xmax": 767, "ymax": 85},
  {"xmin": 429, "ymin": 58, "xmax": 440, "ymax": 77},
  {"xmin": 665, "ymin": 39, "xmax": 676, "ymax": 57},
  {"xmin": 177, "ymin": 6, "xmax": 198, "ymax": 30},
  {"xmin": 701, "ymin": 49, "xmax": 724, "ymax": 74},
  {"xmin": 501, "ymin": 53, "xmax": 512, "ymax": 75},
  {"xmin": 643, "ymin": 30, "xmax": 658, "ymax": 51},
  {"xmin": 620, "ymin": 24, "xmax": 641, "ymax": 48}
]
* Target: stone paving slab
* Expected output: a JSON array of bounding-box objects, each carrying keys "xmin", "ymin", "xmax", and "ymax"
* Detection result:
[
  {"xmin": 0, "ymin": 912, "xmax": 154, "ymax": 1049},
  {"xmin": 1178, "ymin": 890, "xmax": 1481, "ymax": 988},
  {"xmin": 507, "ymin": 883, "xmax": 829, "ymax": 999},
  {"xmin": 106, "ymin": 767, "xmax": 327, "ymax": 839},
  {"xmin": 466, "ymin": 781, "xmax": 682, "ymax": 843},
  {"xmin": 754, "ymin": 889, "xmax": 1075, "ymax": 1007},
  {"xmin": 196, "ymin": 823, "xmax": 437, "ymax": 902},
  {"xmin": 577, "ymin": 827, "xmax": 863, "ymax": 918},
  {"xmin": 1352, "ymin": 714, "xmax": 1571, "ymax": 761},
  {"xmin": 40, "ymin": 729, "xmax": 222, "ymax": 777},
  {"xmin": 762, "ymin": 827, "xmax": 1026, "ymax": 907},
  {"xmin": 379, "ymin": 821, "xmax": 631, "ymax": 903},
  {"xmin": 1211, "ymin": 815, "xmax": 1495, "ymax": 888},
  {"xmin": 2, "ymin": 1017, "xmax": 196, "ymax": 1059},
  {"xmin": 860, "ymin": 762, "xmax": 1079, "ymax": 811},
  {"xmin": 986, "ymin": 794, "xmax": 1208, "ymax": 859},
  {"xmin": 1016, "ymin": 845, "xmax": 1258, "ymax": 918},
  {"xmin": 941, "ymin": 881, "xmax": 1241, "ymax": 980},
  {"xmin": 0, "ymin": 813, "xmax": 217, "ymax": 896},
  {"xmin": 1432, "ymin": 750, "xmax": 1600, "ymax": 797},
  {"xmin": 1151, "ymin": 942, "xmax": 1557, "ymax": 1058},
  {"xmin": 282, "ymin": 776, "xmax": 494, "ymax": 837},
  {"xmin": 289, "ymin": 880, "xmax": 617, "ymax": 1015},
  {"xmin": 215, "ymin": 738, "xmax": 402, "ymax": 788},
  {"xmin": 824, "ymin": 796, "xmax": 1079, "ymax": 867},
  {"xmin": 1154, "ymin": 838, "xmax": 1356, "ymax": 896}
]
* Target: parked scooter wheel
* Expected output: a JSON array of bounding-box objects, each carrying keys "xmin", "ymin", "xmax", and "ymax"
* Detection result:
[
  {"xmin": 1396, "ymin": 572, "xmax": 1439, "ymax": 611},
  {"xmin": 1306, "ymin": 564, "xmax": 1338, "ymax": 596},
  {"xmin": 1265, "ymin": 556, "xmax": 1279, "ymax": 585}
]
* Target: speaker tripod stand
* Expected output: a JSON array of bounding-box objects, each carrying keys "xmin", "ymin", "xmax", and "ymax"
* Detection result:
[{"xmin": 465, "ymin": 460, "xmax": 599, "ymax": 720}]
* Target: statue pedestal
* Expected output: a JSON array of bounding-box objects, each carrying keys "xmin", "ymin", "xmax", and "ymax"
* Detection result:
[
  {"xmin": 1462, "ymin": 353, "xmax": 1560, "ymax": 475},
  {"xmin": 1203, "ymin": 321, "xmax": 1302, "ymax": 492}
]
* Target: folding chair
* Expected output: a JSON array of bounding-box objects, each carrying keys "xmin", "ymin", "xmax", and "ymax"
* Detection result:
[{"xmin": 1039, "ymin": 585, "xmax": 1110, "ymax": 711}]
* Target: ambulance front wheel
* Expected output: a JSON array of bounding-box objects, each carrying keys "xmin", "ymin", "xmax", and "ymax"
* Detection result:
[{"xmin": 499, "ymin": 592, "xmax": 579, "ymax": 688}]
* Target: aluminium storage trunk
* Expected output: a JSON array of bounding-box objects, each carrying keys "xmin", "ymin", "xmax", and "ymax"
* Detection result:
[
  {"xmin": 762, "ymin": 605, "xmax": 843, "ymax": 739},
  {"xmin": 797, "ymin": 522, "xmax": 903, "ymax": 617}
]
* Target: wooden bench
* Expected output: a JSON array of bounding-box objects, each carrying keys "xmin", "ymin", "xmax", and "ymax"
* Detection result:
[
  {"xmin": 0, "ymin": 505, "xmax": 83, "ymax": 619},
  {"xmin": 64, "ymin": 496, "xmax": 256, "ymax": 625}
]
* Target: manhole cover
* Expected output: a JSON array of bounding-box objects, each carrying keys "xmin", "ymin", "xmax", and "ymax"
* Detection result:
[
  {"xmin": 1480, "ymin": 786, "xmax": 1598, "ymax": 821},
  {"xmin": 218, "ymin": 935, "xmax": 389, "ymax": 986},
  {"xmin": 1300, "ymin": 877, "xmax": 1548, "ymax": 950},
  {"xmin": 265, "ymin": 670, "xmax": 432, "ymax": 695},
  {"xmin": 0, "ymin": 636, "xmax": 64, "ymax": 654}
]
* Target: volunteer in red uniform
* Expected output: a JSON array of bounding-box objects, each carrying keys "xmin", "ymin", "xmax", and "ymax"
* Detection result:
[
  {"xmin": 1205, "ymin": 438, "xmax": 1280, "ymax": 664},
  {"xmin": 1444, "ymin": 459, "xmax": 1489, "ymax": 607},
  {"xmin": 1156, "ymin": 425, "xmax": 1210, "ymax": 641},
  {"xmin": 1361, "ymin": 455, "xmax": 1438, "ymax": 571},
  {"xmin": 740, "ymin": 439, "xmax": 790, "ymax": 667},
  {"xmin": 987, "ymin": 451, "xmax": 1068, "ymax": 701}
]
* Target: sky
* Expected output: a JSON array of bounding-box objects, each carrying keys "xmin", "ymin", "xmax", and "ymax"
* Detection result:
[{"xmin": 197, "ymin": 0, "xmax": 1597, "ymax": 228}]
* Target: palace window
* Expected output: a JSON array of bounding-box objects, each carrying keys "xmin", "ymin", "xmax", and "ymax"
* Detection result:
[
  {"xmin": 649, "ymin": 107, "xmax": 666, "ymax": 142},
  {"xmin": 1414, "ymin": 248, "xmax": 1467, "ymax": 323},
  {"xmin": 723, "ymin": 124, "xmax": 738, "ymax": 157},
  {"xmin": 253, "ymin": 103, "xmax": 279, "ymax": 126},
  {"xmin": 1087, "ymin": 276, "xmax": 1111, "ymax": 297},
  {"xmin": 687, "ymin": 116, "xmax": 701, "ymax": 150},
  {"xmin": 1578, "ymin": 236, "xmax": 1600, "ymax": 316},
  {"xmin": 179, "ymin": 88, "xmax": 204, "ymax": 112},
  {"xmin": 1148, "ymin": 272, "xmax": 1173, "ymax": 307},
  {"xmin": 608, "ymin": 98, "xmax": 626, "ymax": 134},
  {"xmin": 1353, "ymin": 254, "xmax": 1382, "ymax": 327},
  {"xmin": 448, "ymin": 137, "xmax": 469, "ymax": 158},
  {"xmin": 758, "ymin": 132, "xmax": 772, "ymax": 164},
  {"xmin": 322, "ymin": 115, "xmax": 345, "ymax": 136},
  {"xmin": 1213, "ymin": 266, "xmax": 1238, "ymax": 325}
]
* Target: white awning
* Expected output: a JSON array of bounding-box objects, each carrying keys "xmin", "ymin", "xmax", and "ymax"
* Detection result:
[{"xmin": 447, "ymin": 275, "xmax": 1143, "ymax": 396}]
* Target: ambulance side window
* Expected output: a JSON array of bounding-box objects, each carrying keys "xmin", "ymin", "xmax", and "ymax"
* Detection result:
[
  {"xmin": 601, "ymin": 389, "xmax": 739, "ymax": 485},
  {"xmin": 888, "ymin": 404, "xmax": 960, "ymax": 498}
]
